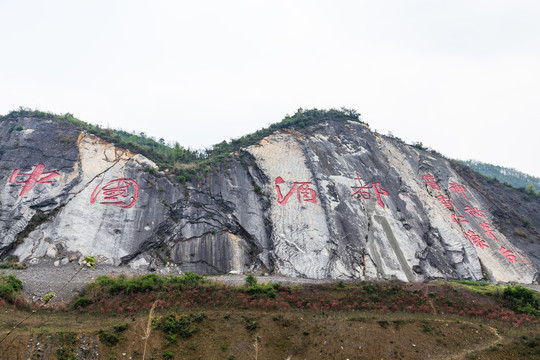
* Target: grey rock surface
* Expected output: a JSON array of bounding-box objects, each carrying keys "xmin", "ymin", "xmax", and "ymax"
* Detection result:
[{"xmin": 0, "ymin": 116, "xmax": 538, "ymax": 284}]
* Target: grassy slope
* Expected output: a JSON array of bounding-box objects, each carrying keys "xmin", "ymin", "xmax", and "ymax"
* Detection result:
[{"xmin": 0, "ymin": 274, "xmax": 539, "ymax": 359}]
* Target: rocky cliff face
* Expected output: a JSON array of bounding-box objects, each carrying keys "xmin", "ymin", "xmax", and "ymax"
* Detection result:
[{"xmin": 1, "ymin": 115, "xmax": 538, "ymax": 283}]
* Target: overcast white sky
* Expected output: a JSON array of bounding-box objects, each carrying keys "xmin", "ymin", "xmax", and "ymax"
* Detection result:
[{"xmin": 1, "ymin": 1, "xmax": 539, "ymax": 176}]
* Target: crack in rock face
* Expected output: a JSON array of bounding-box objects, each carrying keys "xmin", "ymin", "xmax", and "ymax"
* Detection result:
[{"xmin": 0, "ymin": 117, "xmax": 538, "ymax": 283}]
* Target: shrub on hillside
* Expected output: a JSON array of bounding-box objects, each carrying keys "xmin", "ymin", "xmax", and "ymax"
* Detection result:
[
  {"xmin": 0, "ymin": 274, "xmax": 22, "ymax": 303},
  {"xmin": 503, "ymin": 285, "xmax": 540, "ymax": 317}
]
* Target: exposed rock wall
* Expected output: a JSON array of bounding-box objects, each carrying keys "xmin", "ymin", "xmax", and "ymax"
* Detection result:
[{"xmin": 0, "ymin": 116, "xmax": 538, "ymax": 283}]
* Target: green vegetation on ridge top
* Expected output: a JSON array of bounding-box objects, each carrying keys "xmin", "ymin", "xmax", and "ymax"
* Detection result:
[
  {"xmin": 5, "ymin": 106, "xmax": 538, "ymax": 193},
  {"xmin": 0, "ymin": 107, "xmax": 362, "ymax": 181},
  {"xmin": 465, "ymin": 160, "xmax": 540, "ymax": 190}
]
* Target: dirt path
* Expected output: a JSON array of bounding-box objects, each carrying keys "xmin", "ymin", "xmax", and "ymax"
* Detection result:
[{"xmin": 433, "ymin": 319, "xmax": 503, "ymax": 360}]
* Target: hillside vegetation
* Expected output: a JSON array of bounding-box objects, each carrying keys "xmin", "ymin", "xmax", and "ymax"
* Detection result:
[
  {"xmin": 0, "ymin": 273, "xmax": 539, "ymax": 359},
  {"xmin": 466, "ymin": 160, "xmax": 540, "ymax": 191},
  {"xmin": 3, "ymin": 107, "xmax": 540, "ymax": 194},
  {"xmin": 0, "ymin": 107, "xmax": 362, "ymax": 183}
]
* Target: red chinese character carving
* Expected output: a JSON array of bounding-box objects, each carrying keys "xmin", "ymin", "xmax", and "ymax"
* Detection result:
[
  {"xmin": 463, "ymin": 230, "xmax": 489, "ymax": 249},
  {"xmin": 372, "ymin": 182, "xmax": 389, "ymax": 209},
  {"xmin": 500, "ymin": 246, "xmax": 517, "ymax": 263},
  {"xmin": 479, "ymin": 222, "xmax": 498, "ymax": 242},
  {"xmin": 275, "ymin": 177, "xmax": 317, "ymax": 205},
  {"xmin": 449, "ymin": 182, "xmax": 470, "ymax": 201},
  {"xmin": 8, "ymin": 163, "xmax": 60, "ymax": 196},
  {"xmin": 437, "ymin": 195, "xmax": 453, "ymax": 209},
  {"xmin": 350, "ymin": 174, "xmax": 389, "ymax": 208},
  {"xmin": 464, "ymin": 206, "xmax": 486, "ymax": 218},
  {"xmin": 350, "ymin": 174, "xmax": 372, "ymax": 199},
  {"xmin": 518, "ymin": 253, "xmax": 533, "ymax": 269},
  {"xmin": 423, "ymin": 174, "xmax": 440, "ymax": 190},
  {"xmin": 90, "ymin": 178, "xmax": 139, "ymax": 208},
  {"xmin": 451, "ymin": 214, "xmax": 468, "ymax": 224}
]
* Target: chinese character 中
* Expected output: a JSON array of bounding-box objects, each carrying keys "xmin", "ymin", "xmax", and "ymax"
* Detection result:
[
  {"xmin": 8, "ymin": 163, "xmax": 60, "ymax": 197},
  {"xmin": 90, "ymin": 178, "xmax": 139, "ymax": 208}
]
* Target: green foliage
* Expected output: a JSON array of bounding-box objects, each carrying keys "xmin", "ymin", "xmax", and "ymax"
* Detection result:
[
  {"xmin": 162, "ymin": 350, "xmax": 174, "ymax": 359},
  {"xmin": 72, "ymin": 296, "xmax": 91, "ymax": 309},
  {"xmin": 0, "ymin": 256, "xmax": 26, "ymax": 270},
  {"xmin": 83, "ymin": 255, "xmax": 96, "ymax": 269},
  {"xmin": 412, "ymin": 141, "xmax": 428, "ymax": 151},
  {"xmin": 56, "ymin": 344, "xmax": 79, "ymax": 360},
  {"xmin": 43, "ymin": 292, "xmax": 56, "ymax": 304},
  {"xmin": 15, "ymin": 125, "xmax": 23, "ymax": 131},
  {"xmin": 526, "ymin": 184, "xmax": 538, "ymax": 196},
  {"xmin": 1, "ymin": 107, "xmax": 363, "ymax": 182},
  {"xmin": 246, "ymin": 282, "xmax": 278, "ymax": 299},
  {"xmin": 503, "ymin": 285, "xmax": 540, "ymax": 316},
  {"xmin": 0, "ymin": 274, "xmax": 22, "ymax": 302},
  {"xmin": 156, "ymin": 312, "xmax": 203, "ymax": 338},
  {"xmin": 97, "ymin": 322, "xmax": 128, "ymax": 347},
  {"xmin": 422, "ymin": 323, "xmax": 433, "ymax": 333},
  {"xmin": 113, "ymin": 322, "xmax": 129, "ymax": 333},
  {"xmin": 244, "ymin": 317, "xmax": 259, "ymax": 331},
  {"xmin": 465, "ymin": 160, "xmax": 540, "ymax": 190},
  {"xmin": 453, "ymin": 280, "xmax": 489, "ymax": 287},
  {"xmin": 245, "ymin": 274, "xmax": 257, "ymax": 287},
  {"xmin": 98, "ymin": 329, "xmax": 120, "ymax": 347},
  {"xmin": 78, "ymin": 272, "xmax": 207, "ymax": 306}
]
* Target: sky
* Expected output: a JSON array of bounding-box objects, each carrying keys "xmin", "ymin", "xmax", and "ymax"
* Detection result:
[{"xmin": 1, "ymin": 0, "xmax": 539, "ymax": 177}]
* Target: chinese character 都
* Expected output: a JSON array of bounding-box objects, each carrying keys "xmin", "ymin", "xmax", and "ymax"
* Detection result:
[
  {"xmin": 350, "ymin": 173, "xmax": 371, "ymax": 199},
  {"xmin": 372, "ymin": 182, "xmax": 389, "ymax": 208},
  {"xmin": 275, "ymin": 176, "xmax": 317, "ymax": 206},
  {"xmin": 463, "ymin": 230, "xmax": 489, "ymax": 249},
  {"xmin": 90, "ymin": 178, "xmax": 139, "ymax": 208},
  {"xmin": 449, "ymin": 182, "xmax": 470, "ymax": 201},
  {"xmin": 350, "ymin": 174, "xmax": 389, "ymax": 208},
  {"xmin": 8, "ymin": 163, "xmax": 60, "ymax": 196},
  {"xmin": 479, "ymin": 222, "xmax": 498, "ymax": 242},
  {"xmin": 423, "ymin": 174, "xmax": 440, "ymax": 190}
]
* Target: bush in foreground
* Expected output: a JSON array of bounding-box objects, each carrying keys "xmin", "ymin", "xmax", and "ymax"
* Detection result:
[{"xmin": 0, "ymin": 273, "xmax": 22, "ymax": 303}]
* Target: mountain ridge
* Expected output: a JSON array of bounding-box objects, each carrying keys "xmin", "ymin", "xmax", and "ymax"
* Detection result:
[{"xmin": 0, "ymin": 109, "xmax": 538, "ymax": 284}]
